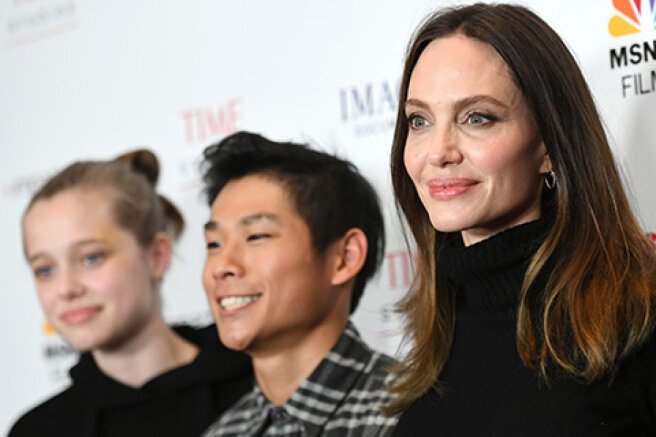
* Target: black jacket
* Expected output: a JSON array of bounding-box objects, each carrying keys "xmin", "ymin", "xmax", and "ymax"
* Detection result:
[{"xmin": 9, "ymin": 324, "xmax": 253, "ymax": 437}]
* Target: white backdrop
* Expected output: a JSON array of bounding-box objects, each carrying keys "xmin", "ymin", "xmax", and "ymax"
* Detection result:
[{"xmin": 2, "ymin": 0, "xmax": 656, "ymax": 433}]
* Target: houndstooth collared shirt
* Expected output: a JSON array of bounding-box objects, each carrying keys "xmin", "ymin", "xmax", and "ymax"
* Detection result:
[{"xmin": 202, "ymin": 322, "xmax": 398, "ymax": 436}]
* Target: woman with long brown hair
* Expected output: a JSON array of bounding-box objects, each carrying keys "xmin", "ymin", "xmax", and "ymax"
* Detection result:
[
  {"xmin": 10, "ymin": 150, "xmax": 252, "ymax": 437},
  {"xmin": 388, "ymin": 3, "xmax": 656, "ymax": 435}
]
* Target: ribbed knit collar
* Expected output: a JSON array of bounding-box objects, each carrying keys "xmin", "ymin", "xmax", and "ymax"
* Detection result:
[{"xmin": 438, "ymin": 214, "xmax": 553, "ymax": 312}]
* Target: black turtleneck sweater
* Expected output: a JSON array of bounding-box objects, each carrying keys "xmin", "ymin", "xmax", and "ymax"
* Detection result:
[{"xmin": 393, "ymin": 219, "xmax": 656, "ymax": 436}]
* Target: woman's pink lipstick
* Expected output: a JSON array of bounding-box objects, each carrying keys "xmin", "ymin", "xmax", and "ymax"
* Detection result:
[{"xmin": 428, "ymin": 178, "xmax": 478, "ymax": 200}]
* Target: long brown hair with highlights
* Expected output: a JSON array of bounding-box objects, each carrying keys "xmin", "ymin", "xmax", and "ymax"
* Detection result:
[{"xmin": 387, "ymin": 3, "xmax": 656, "ymax": 414}]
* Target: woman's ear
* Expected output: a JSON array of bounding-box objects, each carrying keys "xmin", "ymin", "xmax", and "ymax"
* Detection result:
[
  {"xmin": 330, "ymin": 228, "xmax": 368, "ymax": 287},
  {"xmin": 540, "ymin": 152, "xmax": 553, "ymax": 176},
  {"xmin": 149, "ymin": 232, "xmax": 172, "ymax": 283}
]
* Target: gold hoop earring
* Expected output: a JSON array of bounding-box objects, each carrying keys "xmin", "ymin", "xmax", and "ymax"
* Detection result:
[{"xmin": 545, "ymin": 170, "xmax": 556, "ymax": 190}]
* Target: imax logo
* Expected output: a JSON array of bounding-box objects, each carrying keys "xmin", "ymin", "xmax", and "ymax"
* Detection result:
[{"xmin": 339, "ymin": 80, "xmax": 400, "ymax": 122}]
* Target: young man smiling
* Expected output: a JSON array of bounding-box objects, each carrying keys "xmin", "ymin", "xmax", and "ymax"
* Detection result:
[{"xmin": 200, "ymin": 132, "xmax": 397, "ymax": 436}]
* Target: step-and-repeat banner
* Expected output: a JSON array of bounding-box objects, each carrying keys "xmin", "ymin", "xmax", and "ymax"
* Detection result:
[{"xmin": 2, "ymin": 0, "xmax": 655, "ymax": 432}]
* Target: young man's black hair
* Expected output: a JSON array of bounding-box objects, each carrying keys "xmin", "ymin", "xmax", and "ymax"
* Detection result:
[{"xmin": 201, "ymin": 131, "xmax": 385, "ymax": 313}]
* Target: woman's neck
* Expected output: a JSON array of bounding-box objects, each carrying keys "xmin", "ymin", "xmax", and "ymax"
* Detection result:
[{"xmin": 439, "ymin": 214, "xmax": 553, "ymax": 312}]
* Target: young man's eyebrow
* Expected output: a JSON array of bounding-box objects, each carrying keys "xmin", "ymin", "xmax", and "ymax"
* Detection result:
[
  {"xmin": 204, "ymin": 221, "xmax": 217, "ymax": 231},
  {"xmin": 203, "ymin": 213, "xmax": 280, "ymax": 231},
  {"xmin": 239, "ymin": 213, "xmax": 279, "ymax": 226}
]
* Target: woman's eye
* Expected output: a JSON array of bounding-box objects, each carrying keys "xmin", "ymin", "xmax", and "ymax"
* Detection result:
[
  {"xmin": 207, "ymin": 241, "xmax": 221, "ymax": 249},
  {"xmin": 407, "ymin": 114, "xmax": 430, "ymax": 130},
  {"xmin": 466, "ymin": 112, "xmax": 497, "ymax": 126}
]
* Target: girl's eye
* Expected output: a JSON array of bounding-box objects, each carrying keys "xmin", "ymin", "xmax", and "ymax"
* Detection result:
[
  {"xmin": 407, "ymin": 114, "xmax": 430, "ymax": 130},
  {"xmin": 207, "ymin": 241, "xmax": 221, "ymax": 249},
  {"xmin": 34, "ymin": 265, "xmax": 53, "ymax": 279},
  {"xmin": 466, "ymin": 112, "xmax": 497, "ymax": 126},
  {"xmin": 82, "ymin": 253, "xmax": 104, "ymax": 266},
  {"xmin": 247, "ymin": 233, "xmax": 270, "ymax": 242}
]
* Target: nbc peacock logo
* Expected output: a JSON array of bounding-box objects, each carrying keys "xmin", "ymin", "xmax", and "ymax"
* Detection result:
[{"xmin": 609, "ymin": 0, "xmax": 656, "ymax": 37}]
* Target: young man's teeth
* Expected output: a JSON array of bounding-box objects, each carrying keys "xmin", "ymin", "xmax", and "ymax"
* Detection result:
[{"xmin": 220, "ymin": 295, "xmax": 261, "ymax": 310}]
